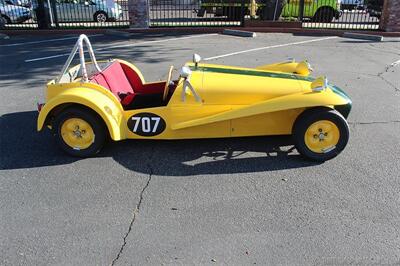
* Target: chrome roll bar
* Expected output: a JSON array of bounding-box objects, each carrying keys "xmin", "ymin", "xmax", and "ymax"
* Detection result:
[{"xmin": 56, "ymin": 34, "xmax": 101, "ymax": 83}]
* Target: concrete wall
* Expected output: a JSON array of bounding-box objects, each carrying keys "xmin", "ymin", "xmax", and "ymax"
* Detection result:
[{"xmin": 380, "ymin": 0, "xmax": 400, "ymax": 32}]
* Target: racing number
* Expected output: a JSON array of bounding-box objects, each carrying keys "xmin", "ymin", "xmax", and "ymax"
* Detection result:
[
  {"xmin": 127, "ymin": 113, "xmax": 166, "ymax": 136},
  {"xmin": 131, "ymin": 117, "xmax": 160, "ymax": 133}
]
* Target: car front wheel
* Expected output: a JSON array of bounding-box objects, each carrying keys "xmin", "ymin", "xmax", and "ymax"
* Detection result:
[
  {"xmin": 94, "ymin": 11, "xmax": 108, "ymax": 22},
  {"xmin": 293, "ymin": 108, "xmax": 349, "ymax": 162},
  {"xmin": 312, "ymin": 7, "xmax": 335, "ymax": 23}
]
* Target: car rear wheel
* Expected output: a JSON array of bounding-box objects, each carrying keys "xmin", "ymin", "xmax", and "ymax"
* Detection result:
[
  {"xmin": 312, "ymin": 7, "xmax": 335, "ymax": 22},
  {"xmin": 53, "ymin": 107, "xmax": 106, "ymax": 157},
  {"xmin": 226, "ymin": 7, "xmax": 242, "ymax": 20},
  {"xmin": 2, "ymin": 15, "xmax": 11, "ymax": 24},
  {"xmin": 94, "ymin": 11, "xmax": 108, "ymax": 22},
  {"xmin": 293, "ymin": 108, "xmax": 349, "ymax": 162}
]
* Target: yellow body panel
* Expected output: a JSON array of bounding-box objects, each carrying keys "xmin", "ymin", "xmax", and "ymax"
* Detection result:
[
  {"xmin": 171, "ymin": 88, "xmax": 347, "ymax": 131},
  {"xmin": 38, "ymin": 60, "xmax": 351, "ymax": 141},
  {"xmin": 231, "ymin": 109, "xmax": 305, "ymax": 136},
  {"xmin": 37, "ymin": 82, "xmax": 126, "ymax": 141}
]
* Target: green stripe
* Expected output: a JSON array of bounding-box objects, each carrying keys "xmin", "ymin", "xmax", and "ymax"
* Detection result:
[
  {"xmin": 190, "ymin": 65, "xmax": 312, "ymax": 81},
  {"xmin": 330, "ymin": 85, "xmax": 351, "ymax": 102},
  {"xmin": 201, "ymin": 3, "xmax": 245, "ymax": 6}
]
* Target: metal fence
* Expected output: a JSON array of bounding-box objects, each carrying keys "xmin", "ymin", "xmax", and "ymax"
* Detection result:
[
  {"xmin": 0, "ymin": 0, "xmax": 384, "ymax": 30},
  {"xmin": 299, "ymin": 0, "xmax": 383, "ymax": 30},
  {"xmin": 0, "ymin": 0, "xmax": 130, "ymax": 29},
  {"xmin": 149, "ymin": 0, "xmax": 245, "ymax": 27},
  {"xmin": 149, "ymin": 0, "xmax": 383, "ymax": 30}
]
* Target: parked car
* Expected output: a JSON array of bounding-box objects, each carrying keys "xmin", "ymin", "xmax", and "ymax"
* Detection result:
[
  {"xmin": 37, "ymin": 35, "xmax": 352, "ymax": 161},
  {"xmin": 53, "ymin": 0, "xmax": 122, "ymax": 22},
  {"xmin": 0, "ymin": 0, "xmax": 32, "ymax": 23},
  {"xmin": 340, "ymin": 0, "xmax": 364, "ymax": 10},
  {"xmin": 5, "ymin": 0, "xmax": 31, "ymax": 8},
  {"xmin": 197, "ymin": 0, "xmax": 342, "ymax": 23}
]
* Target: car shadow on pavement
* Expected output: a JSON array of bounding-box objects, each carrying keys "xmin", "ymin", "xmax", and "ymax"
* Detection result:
[
  {"xmin": 1, "ymin": 111, "xmax": 78, "ymax": 170},
  {"xmin": 1, "ymin": 111, "xmax": 321, "ymax": 173},
  {"xmin": 105, "ymin": 137, "xmax": 320, "ymax": 176}
]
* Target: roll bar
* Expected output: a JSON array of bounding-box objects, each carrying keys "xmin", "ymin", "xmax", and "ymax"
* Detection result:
[{"xmin": 56, "ymin": 34, "xmax": 101, "ymax": 83}]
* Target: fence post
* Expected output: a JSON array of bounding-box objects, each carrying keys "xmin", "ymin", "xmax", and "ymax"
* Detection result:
[
  {"xmin": 380, "ymin": 0, "xmax": 400, "ymax": 32},
  {"xmin": 298, "ymin": 0, "xmax": 304, "ymax": 21},
  {"xmin": 128, "ymin": 0, "xmax": 150, "ymax": 28},
  {"xmin": 241, "ymin": 0, "xmax": 245, "ymax": 26},
  {"xmin": 50, "ymin": 0, "xmax": 59, "ymax": 28}
]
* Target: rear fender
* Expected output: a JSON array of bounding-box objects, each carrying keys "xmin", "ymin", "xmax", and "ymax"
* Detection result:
[
  {"xmin": 172, "ymin": 89, "xmax": 350, "ymax": 130},
  {"xmin": 37, "ymin": 85, "xmax": 126, "ymax": 141}
]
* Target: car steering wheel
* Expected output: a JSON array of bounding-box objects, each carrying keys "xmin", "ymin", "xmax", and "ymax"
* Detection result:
[{"xmin": 163, "ymin": 66, "xmax": 174, "ymax": 101}]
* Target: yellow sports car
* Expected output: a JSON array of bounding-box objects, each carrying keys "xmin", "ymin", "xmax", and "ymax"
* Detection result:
[{"xmin": 37, "ymin": 35, "xmax": 352, "ymax": 161}]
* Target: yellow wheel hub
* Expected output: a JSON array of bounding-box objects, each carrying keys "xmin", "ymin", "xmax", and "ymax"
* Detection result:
[
  {"xmin": 61, "ymin": 118, "xmax": 95, "ymax": 150},
  {"xmin": 304, "ymin": 120, "xmax": 340, "ymax": 153}
]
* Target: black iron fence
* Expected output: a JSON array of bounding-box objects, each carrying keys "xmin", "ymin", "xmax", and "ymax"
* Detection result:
[
  {"xmin": 0, "ymin": 0, "xmax": 130, "ymax": 29},
  {"xmin": 149, "ymin": 0, "xmax": 383, "ymax": 30},
  {"xmin": 0, "ymin": 0, "xmax": 384, "ymax": 30},
  {"xmin": 149, "ymin": 0, "xmax": 245, "ymax": 27}
]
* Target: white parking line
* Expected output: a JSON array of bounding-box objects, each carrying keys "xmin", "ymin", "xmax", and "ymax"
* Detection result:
[
  {"xmin": 204, "ymin": 36, "xmax": 338, "ymax": 61},
  {"xmin": 390, "ymin": 59, "xmax": 400, "ymax": 68},
  {"xmin": 0, "ymin": 34, "xmax": 103, "ymax": 47},
  {"xmin": 24, "ymin": 34, "xmax": 218, "ymax": 63}
]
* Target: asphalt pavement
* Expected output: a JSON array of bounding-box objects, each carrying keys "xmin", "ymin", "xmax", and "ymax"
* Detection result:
[{"xmin": 1, "ymin": 32, "xmax": 399, "ymax": 265}]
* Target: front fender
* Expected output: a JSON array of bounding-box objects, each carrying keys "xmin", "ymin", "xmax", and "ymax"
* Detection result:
[
  {"xmin": 37, "ymin": 86, "xmax": 126, "ymax": 141},
  {"xmin": 172, "ymin": 88, "xmax": 351, "ymax": 130},
  {"xmin": 256, "ymin": 60, "xmax": 311, "ymax": 76}
]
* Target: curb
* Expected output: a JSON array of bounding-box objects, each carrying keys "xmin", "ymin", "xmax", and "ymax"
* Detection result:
[
  {"xmin": 222, "ymin": 29, "xmax": 256, "ymax": 37},
  {"xmin": 1, "ymin": 27, "xmax": 400, "ymax": 37},
  {"xmin": 343, "ymin": 32, "xmax": 384, "ymax": 41}
]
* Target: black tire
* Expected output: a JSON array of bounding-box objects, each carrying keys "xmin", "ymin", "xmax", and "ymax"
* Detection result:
[
  {"xmin": 293, "ymin": 108, "xmax": 349, "ymax": 162},
  {"xmin": 94, "ymin": 11, "xmax": 108, "ymax": 22},
  {"xmin": 312, "ymin": 7, "xmax": 335, "ymax": 22},
  {"xmin": 2, "ymin": 15, "xmax": 11, "ymax": 24},
  {"xmin": 0, "ymin": 16, "xmax": 6, "ymax": 28},
  {"xmin": 226, "ymin": 7, "xmax": 242, "ymax": 20},
  {"xmin": 53, "ymin": 107, "xmax": 106, "ymax": 157},
  {"xmin": 197, "ymin": 7, "xmax": 206, "ymax": 17}
]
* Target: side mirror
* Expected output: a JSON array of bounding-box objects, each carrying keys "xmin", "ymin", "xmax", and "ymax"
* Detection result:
[{"xmin": 193, "ymin": 53, "xmax": 201, "ymax": 66}]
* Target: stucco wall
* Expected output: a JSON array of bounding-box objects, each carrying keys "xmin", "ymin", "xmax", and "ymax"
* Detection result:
[{"xmin": 380, "ymin": 0, "xmax": 400, "ymax": 32}]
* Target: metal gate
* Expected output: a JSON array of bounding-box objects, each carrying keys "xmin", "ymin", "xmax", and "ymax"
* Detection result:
[
  {"xmin": 0, "ymin": 0, "xmax": 130, "ymax": 29},
  {"xmin": 149, "ymin": 0, "xmax": 245, "ymax": 27},
  {"xmin": 298, "ymin": 0, "xmax": 383, "ymax": 30},
  {"xmin": 0, "ymin": 0, "xmax": 384, "ymax": 30},
  {"xmin": 149, "ymin": 0, "xmax": 383, "ymax": 30}
]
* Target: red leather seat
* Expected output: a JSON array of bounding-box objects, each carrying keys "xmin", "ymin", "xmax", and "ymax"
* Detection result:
[
  {"xmin": 90, "ymin": 61, "xmax": 135, "ymax": 103},
  {"xmin": 90, "ymin": 61, "xmax": 166, "ymax": 108}
]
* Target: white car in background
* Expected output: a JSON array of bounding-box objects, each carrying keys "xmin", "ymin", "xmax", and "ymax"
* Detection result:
[
  {"xmin": 0, "ymin": 0, "xmax": 32, "ymax": 23},
  {"xmin": 53, "ymin": 0, "xmax": 122, "ymax": 22}
]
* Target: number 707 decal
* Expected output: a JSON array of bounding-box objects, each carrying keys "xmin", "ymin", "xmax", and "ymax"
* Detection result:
[
  {"xmin": 127, "ymin": 113, "xmax": 166, "ymax": 136},
  {"xmin": 131, "ymin": 117, "xmax": 160, "ymax": 133}
]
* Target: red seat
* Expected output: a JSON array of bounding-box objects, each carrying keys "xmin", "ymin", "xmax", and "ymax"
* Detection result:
[
  {"xmin": 90, "ymin": 61, "xmax": 135, "ymax": 102},
  {"xmin": 90, "ymin": 61, "xmax": 167, "ymax": 107}
]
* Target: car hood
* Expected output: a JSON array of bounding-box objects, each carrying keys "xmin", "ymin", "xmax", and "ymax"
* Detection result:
[
  {"xmin": 185, "ymin": 62, "xmax": 351, "ymax": 106},
  {"xmin": 187, "ymin": 63, "xmax": 309, "ymax": 105}
]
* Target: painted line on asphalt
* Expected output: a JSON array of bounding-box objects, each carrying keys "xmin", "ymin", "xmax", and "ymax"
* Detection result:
[
  {"xmin": 24, "ymin": 34, "xmax": 218, "ymax": 63},
  {"xmin": 390, "ymin": 59, "xmax": 400, "ymax": 68},
  {"xmin": 0, "ymin": 34, "xmax": 103, "ymax": 47},
  {"xmin": 204, "ymin": 36, "xmax": 338, "ymax": 61}
]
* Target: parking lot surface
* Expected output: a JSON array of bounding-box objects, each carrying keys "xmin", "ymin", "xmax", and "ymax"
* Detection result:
[{"xmin": 1, "ymin": 32, "xmax": 399, "ymax": 265}]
